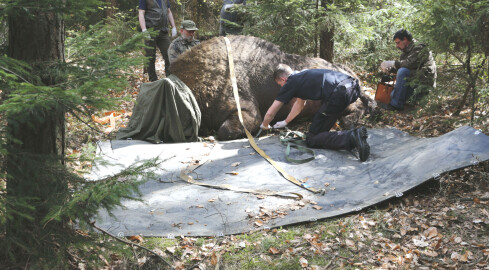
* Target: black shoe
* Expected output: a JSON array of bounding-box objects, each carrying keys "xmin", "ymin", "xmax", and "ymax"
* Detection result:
[
  {"xmin": 379, "ymin": 103, "xmax": 402, "ymax": 111},
  {"xmin": 350, "ymin": 127, "xmax": 370, "ymax": 162}
]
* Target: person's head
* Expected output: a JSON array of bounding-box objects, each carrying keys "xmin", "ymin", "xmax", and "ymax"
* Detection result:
[
  {"xmin": 273, "ymin": 64, "xmax": 293, "ymax": 87},
  {"xmin": 393, "ymin": 29, "xmax": 413, "ymax": 51},
  {"xmin": 180, "ymin": 20, "xmax": 198, "ymax": 41}
]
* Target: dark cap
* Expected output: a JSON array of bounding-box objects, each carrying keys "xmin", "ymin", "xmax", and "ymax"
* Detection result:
[{"xmin": 181, "ymin": 20, "xmax": 199, "ymax": 31}]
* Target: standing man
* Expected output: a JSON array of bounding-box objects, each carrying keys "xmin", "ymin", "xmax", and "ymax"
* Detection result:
[
  {"xmin": 138, "ymin": 0, "xmax": 177, "ymax": 81},
  {"xmin": 380, "ymin": 29, "xmax": 436, "ymax": 111},
  {"xmin": 260, "ymin": 64, "xmax": 370, "ymax": 162},
  {"xmin": 219, "ymin": 0, "xmax": 246, "ymax": 36},
  {"xmin": 168, "ymin": 20, "xmax": 200, "ymax": 64}
]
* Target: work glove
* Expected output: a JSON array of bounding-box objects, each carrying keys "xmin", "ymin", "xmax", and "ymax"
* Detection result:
[
  {"xmin": 380, "ymin": 60, "xmax": 395, "ymax": 73},
  {"xmin": 171, "ymin": 27, "xmax": 177, "ymax": 37},
  {"xmin": 273, "ymin": 120, "xmax": 287, "ymax": 129},
  {"xmin": 259, "ymin": 123, "xmax": 271, "ymax": 130},
  {"xmin": 142, "ymin": 29, "xmax": 151, "ymax": 39}
]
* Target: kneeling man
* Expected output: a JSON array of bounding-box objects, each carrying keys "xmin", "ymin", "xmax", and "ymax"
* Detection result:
[{"xmin": 260, "ymin": 64, "xmax": 370, "ymax": 162}]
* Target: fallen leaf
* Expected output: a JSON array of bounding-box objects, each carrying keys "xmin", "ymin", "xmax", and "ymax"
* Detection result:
[
  {"xmin": 255, "ymin": 219, "xmax": 264, "ymax": 227},
  {"xmin": 127, "ymin": 235, "xmax": 144, "ymax": 243},
  {"xmin": 460, "ymin": 251, "xmax": 472, "ymax": 262},
  {"xmin": 312, "ymin": 205, "xmax": 323, "ymax": 210},
  {"xmin": 474, "ymin": 197, "xmax": 481, "ymax": 204},
  {"xmin": 188, "ymin": 222, "xmax": 194, "ymax": 225},
  {"xmin": 256, "ymin": 195, "xmax": 265, "ymax": 199},
  {"xmin": 413, "ymin": 238, "xmax": 429, "ymax": 247},
  {"xmin": 231, "ymin": 162, "xmax": 241, "ymax": 167},
  {"xmin": 387, "ymin": 243, "xmax": 400, "ymax": 250},
  {"xmin": 174, "ymin": 261, "xmax": 185, "ymax": 270},
  {"xmin": 211, "ymin": 252, "xmax": 218, "ymax": 266},
  {"xmin": 269, "ymin": 247, "xmax": 280, "ymax": 255},
  {"xmin": 167, "ymin": 246, "xmax": 176, "ymax": 254},
  {"xmin": 299, "ymin": 257, "xmax": 308, "ymax": 268},
  {"xmin": 423, "ymin": 227, "xmax": 438, "ymax": 239},
  {"xmin": 98, "ymin": 254, "xmax": 109, "ymax": 266},
  {"xmin": 424, "ymin": 250, "xmax": 438, "ymax": 257},
  {"xmin": 208, "ymin": 198, "xmax": 216, "ymax": 202},
  {"xmin": 196, "ymin": 205, "xmax": 204, "ymax": 208},
  {"xmin": 226, "ymin": 171, "xmax": 239, "ymax": 175},
  {"xmin": 345, "ymin": 239, "xmax": 355, "ymax": 248}
]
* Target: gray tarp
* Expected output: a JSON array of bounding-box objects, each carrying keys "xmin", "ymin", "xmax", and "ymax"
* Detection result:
[
  {"xmin": 116, "ymin": 74, "xmax": 201, "ymax": 143},
  {"xmin": 89, "ymin": 126, "xmax": 489, "ymax": 237}
]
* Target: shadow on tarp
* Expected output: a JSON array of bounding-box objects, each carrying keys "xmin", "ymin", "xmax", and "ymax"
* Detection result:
[{"xmin": 88, "ymin": 126, "xmax": 489, "ymax": 237}]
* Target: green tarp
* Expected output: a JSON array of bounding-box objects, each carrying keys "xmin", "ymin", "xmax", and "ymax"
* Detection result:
[{"xmin": 116, "ymin": 74, "xmax": 201, "ymax": 143}]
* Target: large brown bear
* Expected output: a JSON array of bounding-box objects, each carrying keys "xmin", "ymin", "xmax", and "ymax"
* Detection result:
[{"xmin": 170, "ymin": 35, "xmax": 372, "ymax": 140}]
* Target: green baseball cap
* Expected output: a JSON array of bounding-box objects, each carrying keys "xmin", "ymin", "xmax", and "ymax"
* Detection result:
[{"xmin": 181, "ymin": 20, "xmax": 199, "ymax": 31}]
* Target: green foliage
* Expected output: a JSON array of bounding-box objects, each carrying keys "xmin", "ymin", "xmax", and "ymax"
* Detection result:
[
  {"xmin": 2, "ymin": 14, "xmax": 146, "ymax": 128},
  {"xmin": 0, "ymin": 11, "xmax": 158, "ymax": 267},
  {"xmin": 414, "ymin": 0, "xmax": 488, "ymax": 54},
  {"xmin": 243, "ymin": 0, "xmax": 417, "ymax": 71},
  {"xmin": 244, "ymin": 0, "xmax": 321, "ymax": 56},
  {"xmin": 333, "ymin": 0, "xmax": 416, "ymax": 71},
  {"xmin": 414, "ymin": 0, "xmax": 489, "ymax": 118},
  {"xmin": 44, "ymin": 157, "xmax": 162, "ymax": 227}
]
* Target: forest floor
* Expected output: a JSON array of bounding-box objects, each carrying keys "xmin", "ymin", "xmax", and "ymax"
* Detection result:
[{"xmin": 69, "ymin": 60, "xmax": 489, "ymax": 269}]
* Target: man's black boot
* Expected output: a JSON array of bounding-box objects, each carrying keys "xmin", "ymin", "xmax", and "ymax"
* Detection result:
[{"xmin": 350, "ymin": 126, "xmax": 370, "ymax": 162}]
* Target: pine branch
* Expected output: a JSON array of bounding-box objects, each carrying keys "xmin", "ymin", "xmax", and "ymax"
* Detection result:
[
  {"xmin": 0, "ymin": 65, "xmax": 30, "ymax": 83},
  {"xmin": 89, "ymin": 221, "xmax": 174, "ymax": 269}
]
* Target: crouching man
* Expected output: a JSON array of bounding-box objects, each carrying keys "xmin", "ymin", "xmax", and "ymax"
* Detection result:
[
  {"xmin": 260, "ymin": 64, "xmax": 370, "ymax": 162},
  {"xmin": 379, "ymin": 29, "xmax": 436, "ymax": 111}
]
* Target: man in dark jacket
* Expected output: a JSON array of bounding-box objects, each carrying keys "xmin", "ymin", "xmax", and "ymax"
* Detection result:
[
  {"xmin": 260, "ymin": 64, "xmax": 370, "ymax": 162},
  {"xmin": 138, "ymin": 0, "xmax": 177, "ymax": 81},
  {"xmin": 380, "ymin": 29, "xmax": 437, "ymax": 110}
]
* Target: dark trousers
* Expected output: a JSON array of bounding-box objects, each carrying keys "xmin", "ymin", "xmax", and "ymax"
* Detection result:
[
  {"xmin": 305, "ymin": 79, "xmax": 360, "ymax": 150},
  {"xmin": 145, "ymin": 30, "xmax": 171, "ymax": 82}
]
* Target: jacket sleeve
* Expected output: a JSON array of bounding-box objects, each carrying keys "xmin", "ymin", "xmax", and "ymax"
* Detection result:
[
  {"xmin": 168, "ymin": 42, "xmax": 178, "ymax": 64},
  {"xmin": 395, "ymin": 44, "xmax": 430, "ymax": 70}
]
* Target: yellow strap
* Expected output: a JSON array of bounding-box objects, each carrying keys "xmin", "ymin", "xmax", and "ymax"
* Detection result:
[
  {"xmin": 179, "ymin": 161, "xmax": 303, "ymax": 200},
  {"xmin": 223, "ymin": 37, "xmax": 324, "ymax": 195}
]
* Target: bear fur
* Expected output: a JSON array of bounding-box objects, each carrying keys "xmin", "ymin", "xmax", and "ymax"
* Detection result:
[{"xmin": 170, "ymin": 35, "xmax": 373, "ymax": 140}]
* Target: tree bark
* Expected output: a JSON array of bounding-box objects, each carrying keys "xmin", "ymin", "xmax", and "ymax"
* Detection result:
[
  {"xmin": 319, "ymin": 0, "xmax": 334, "ymax": 62},
  {"xmin": 6, "ymin": 7, "xmax": 66, "ymax": 257}
]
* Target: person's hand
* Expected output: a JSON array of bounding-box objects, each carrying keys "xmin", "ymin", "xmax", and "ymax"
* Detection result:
[
  {"xmin": 380, "ymin": 60, "xmax": 395, "ymax": 73},
  {"xmin": 273, "ymin": 120, "xmax": 287, "ymax": 129},
  {"xmin": 171, "ymin": 27, "xmax": 177, "ymax": 37},
  {"xmin": 142, "ymin": 29, "xmax": 151, "ymax": 39},
  {"xmin": 260, "ymin": 123, "xmax": 271, "ymax": 130}
]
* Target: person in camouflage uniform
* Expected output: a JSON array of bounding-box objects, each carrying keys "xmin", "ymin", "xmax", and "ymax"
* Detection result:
[
  {"xmin": 380, "ymin": 29, "xmax": 437, "ymax": 111},
  {"xmin": 168, "ymin": 20, "xmax": 201, "ymax": 64}
]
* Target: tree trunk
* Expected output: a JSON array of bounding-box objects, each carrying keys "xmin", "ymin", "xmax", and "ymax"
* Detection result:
[
  {"xmin": 6, "ymin": 8, "xmax": 66, "ymax": 257},
  {"xmin": 454, "ymin": 47, "xmax": 472, "ymax": 116},
  {"xmin": 105, "ymin": 0, "xmax": 117, "ymax": 18},
  {"xmin": 319, "ymin": 1, "xmax": 334, "ymax": 62}
]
